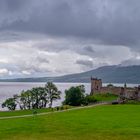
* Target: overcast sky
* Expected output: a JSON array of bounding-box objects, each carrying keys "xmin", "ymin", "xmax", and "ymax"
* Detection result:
[{"xmin": 0, "ymin": 0, "xmax": 140, "ymax": 78}]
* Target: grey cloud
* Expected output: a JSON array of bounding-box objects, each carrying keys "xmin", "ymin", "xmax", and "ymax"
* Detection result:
[
  {"xmin": 34, "ymin": 42, "xmax": 67, "ymax": 53},
  {"xmin": 0, "ymin": 0, "xmax": 140, "ymax": 51},
  {"xmin": 34, "ymin": 41, "xmax": 96, "ymax": 56},
  {"xmin": 84, "ymin": 46, "xmax": 95, "ymax": 53},
  {"xmin": 0, "ymin": 41, "xmax": 136, "ymax": 78},
  {"xmin": 0, "ymin": 0, "xmax": 29, "ymax": 11},
  {"xmin": 17, "ymin": 57, "xmax": 50, "ymax": 73},
  {"xmin": 0, "ymin": 0, "xmax": 139, "ymax": 78},
  {"xmin": 78, "ymin": 46, "xmax": 96, "ymax": 57},
  {"xmin": 0, "ymin": 0, "xmax": 33, "ymax": 28},
  {"xmin": 120, "ymin": 58, "xmax": 140, "ymax": 66},
  {"xmin": 37, "ymin": 56, "xmax": 49, "ymax": 64},
  {"xmin": 76, "ymin": 60, "xmax": 93, "ymax": 68}
]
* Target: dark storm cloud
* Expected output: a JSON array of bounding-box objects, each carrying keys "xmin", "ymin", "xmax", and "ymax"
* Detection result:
[
  {"xmin": 0, "ymin": 0, "xmax": 29, "ymax": 11},
  {"xmin": 0, "ymin": 0, "xmax": 140, "ymax": 50}
]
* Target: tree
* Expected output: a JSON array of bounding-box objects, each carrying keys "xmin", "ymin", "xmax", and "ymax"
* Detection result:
[
  {"xmin": 31, "ymin": 87, "xmax": 48, "ymax": 109},
  {"xmin": 45, "ymin": 82, "xmax": 61, "ymax": 108},
  {"xmin": 13, "ymin": 94, "xmax": 23, "ymax": 110},
  {"xmin": 20, "ymin": 90, "xmax": 32, "ymax": 110},
  {"xmin": 2, "ymin": 98, "xmax": 17, "ymax": 110},
  {"xmin": 1, "ymin": 83, "xmax": 61, "ymax": 111},
  {"xmin": 107, "ymin": 83, "xmax": 114, "ymax": 88},
  {"xmin": 64, "ymin": 85, "xmax": 85, "ymax": 106},
  {"xmin": 18, "ymin": 87, "xmax": 48, "ymax": 110}
]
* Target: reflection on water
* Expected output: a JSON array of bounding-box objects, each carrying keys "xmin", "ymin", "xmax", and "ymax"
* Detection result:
[{"xmin": 0, "ymin": 82, "xmax": 138, "ymax": 110}]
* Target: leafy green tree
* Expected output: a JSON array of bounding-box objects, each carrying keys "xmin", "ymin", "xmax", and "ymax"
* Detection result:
[
  {"xmin": 38, "ymin": 87, "xmax": 48, "ymax": 108},
  {"xmin": 19, "ymin": 90, "xmax": 32, "ymax": 110},
  {"xmin": 107, "ymin": 83, "xmax": 114, "ymax": 88},
  {"xmin": 31, "ymin": 87, "xmax": 48, "ymax": 109},
  {"xmin": 13, "ymin": 94, "xmax": 23, "ymax": 110},
  {"xmin": 18, "ymin": 87, "xmax": 48, "ymax": 110},
  {"xmin": 45, "ymin": 82, "xmax": 61, "ymax": 108},
  {"xmin": 2, "ymin": 98, "xmax": 17, "ymax": 110},
  {"xmin": 64, "ymin": 85, "xmax": 85, "ymax": 106}
]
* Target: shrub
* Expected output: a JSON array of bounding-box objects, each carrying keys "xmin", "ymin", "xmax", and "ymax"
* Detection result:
[
  {"xmin": 63, "ymin": 105, "xmax": 71, "ymax": 110},
  {"xmin": 84, "ymin": 95, "xmax": 97, "ymax": 105}
]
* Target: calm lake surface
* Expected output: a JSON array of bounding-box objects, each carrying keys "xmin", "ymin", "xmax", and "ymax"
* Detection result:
[{"xmin": 0, "ymin": 82, "xmax": 139, "ymax": 110}]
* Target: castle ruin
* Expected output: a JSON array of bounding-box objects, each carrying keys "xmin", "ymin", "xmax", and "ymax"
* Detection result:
[
  {"xmin": 91, "ymin": 77, "xmax": 140, "ymax": 102},
  {"xmin": 91, "ymin": 77, "xmax": 102, "ymax": 93}
]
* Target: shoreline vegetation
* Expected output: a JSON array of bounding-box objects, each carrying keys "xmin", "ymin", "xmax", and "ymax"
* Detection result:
[
  {"xmin": 2, "ymin": 82, "xmax": 139, "ymax": 112},
  {"xmin": 2, "ymin": 82, "xmax": 61, "ymax": 111},
  {"xmin": 1, "ymin": 82, "xmax": 119, "ymax": 111}
]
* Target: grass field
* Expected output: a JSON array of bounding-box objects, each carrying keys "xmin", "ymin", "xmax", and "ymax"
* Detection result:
[
  {"xmin": 0, "ymin": 105, "xmax": 140, "ymax": 140},
  {"xmin": 0, "ymin": 105, "xmax": 73, "ymax": 118},
  {"xmin": 0, "ymin": 108, "xmax": 51, "ymax": 117}
]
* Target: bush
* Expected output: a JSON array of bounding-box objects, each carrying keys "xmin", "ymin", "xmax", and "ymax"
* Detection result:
[
  {"xmin": 59, "ymin": 105, "xmax": 71, "ymax": 110},
  {"xmin": 83, "ymin": 95, "xmax": 97, "ymax": 105},
  {"xmin": 63, "ymin": 105, "xmax": 71, "ymax": 110}
]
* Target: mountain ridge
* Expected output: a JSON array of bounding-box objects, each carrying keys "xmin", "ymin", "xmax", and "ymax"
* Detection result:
[{"xmin": 0, "ymin": 65, "xmax": 140, "ymax": 84}]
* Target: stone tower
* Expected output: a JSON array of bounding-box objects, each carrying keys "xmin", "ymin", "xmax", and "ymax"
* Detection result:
[
  {"xmin": 91, "ymin": 77, "xmax": 102, "ymax": 95},
  {"xmin": 119, "ymin": 83, "xmax": 127, "ymax": 101}
]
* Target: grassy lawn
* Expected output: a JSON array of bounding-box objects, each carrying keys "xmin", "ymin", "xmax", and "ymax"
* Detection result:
[
  {"xmin": 0, "ymin": 105, "xmax": 140, "ymax": 140},
  {"xmin": 0, "ymin": 105, "xmax": 73, "ymax": 117},
  {"xmin": 0, "ymin": 108, "xmax": 52, "ymax": 117}
]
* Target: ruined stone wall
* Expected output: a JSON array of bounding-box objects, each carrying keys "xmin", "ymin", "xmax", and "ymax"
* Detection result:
[
  {"xmin": 100, "ymin": 87, "xmax": 140, "ymax": 101},
  {"xmin": 90, "ymin": 78, "xmax": 140, "ymax": 100},
  {"xmin": 100, "ymin": 87, "xmax": 121, "ymax": 95},
  {"xmin": 100, "ymin": 87, "xmax": 137, "ymax": 95}
]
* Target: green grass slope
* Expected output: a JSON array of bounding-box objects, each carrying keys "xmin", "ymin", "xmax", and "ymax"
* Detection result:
[
  {"xmin": 0, "ymin": 105, "xmax": 140, "ymax": 140},
  {"xmin": 0, "ymin": 108, "xmax": 51, "ymax": 117}
]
